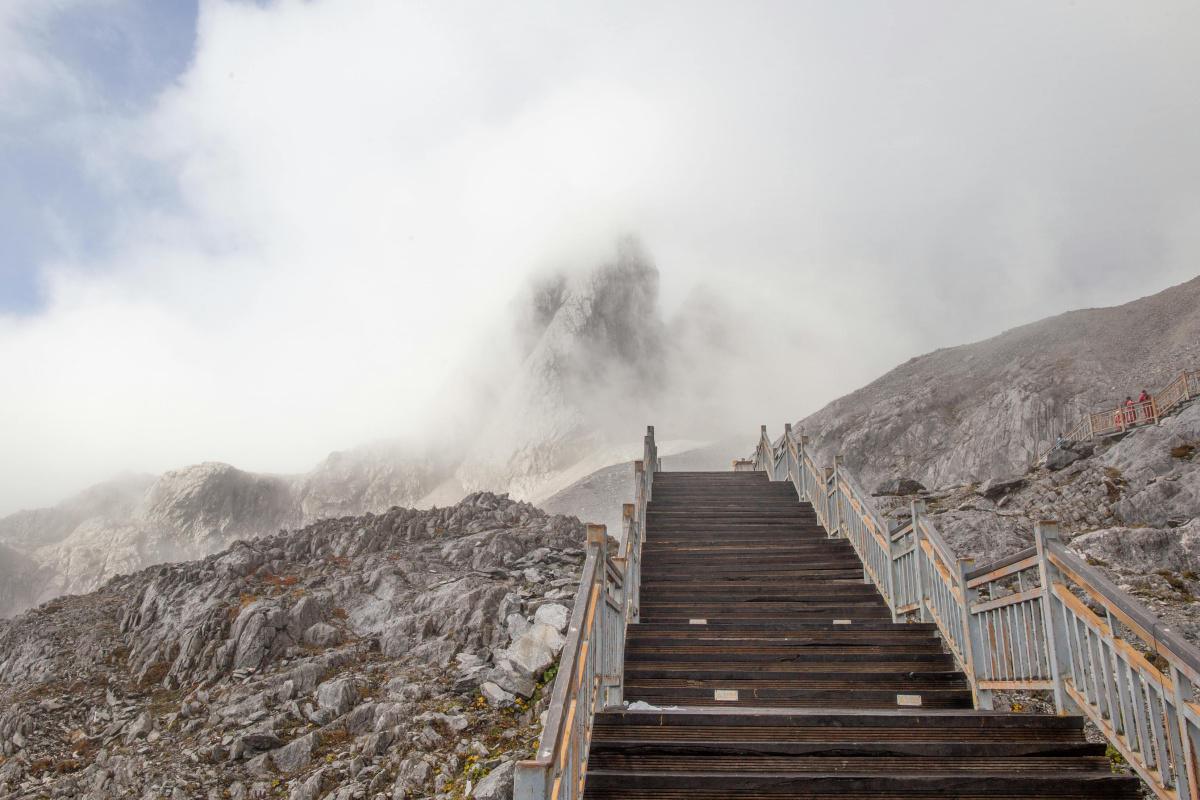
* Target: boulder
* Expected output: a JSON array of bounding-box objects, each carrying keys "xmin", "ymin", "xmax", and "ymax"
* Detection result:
[
  {"xmin": 302, "ymin": 623, "xmax": 342, "ymax": 648},
  {"xmin": 873, "ymin": 478, "xmax": 927, "ymax": 496},
  {"xmin": 1046, "ymin": 443, "xmax": 1094, "ymax": 471},
  {"xmin": 315, "ymin": 677, "xmax": 357, "ymax": 716},
  {"xmin": 240, "ymin": 732, "xmax": 283, "ymax": 751},
  {"xmin": 533, "ymin": 603, "xmax": 569, "ymax": 633},
  {"xmin": 485, "ymin": 661, "xmax": 535, "ymax": 698},
  {"xmin": 481, "ymin": 682, "xmax": 515, "ymax": 708},
  {"xmin": 977, "ymin": 476, "xmax": 1026, "ymax": 500},
  {"xmin": 271, "ymin": 733, "xmax": 315, "ymax": 774},
  {"xmin": 502, "ymin": 623, "xmax": 564, "ymax": 678},
  {"xmin": 290, "ymin": 768, "xmax": 326, "ymax": 800},
  {"xmin": 473, "ymin": 760, "xmax": 515, "ymax": 800}
]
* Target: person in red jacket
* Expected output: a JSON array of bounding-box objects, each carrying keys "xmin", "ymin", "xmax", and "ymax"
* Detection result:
[
  {"xmin": 1138, "ymin": 389, "xmax": 1152, "ymax": 421},
  {"xmin": 1124, "ymin": 396, "xmax": 1137, "ymax": 426}
]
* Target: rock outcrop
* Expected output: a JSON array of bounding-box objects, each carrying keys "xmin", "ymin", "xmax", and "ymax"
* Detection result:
[
  {"xmin": 796, "ymin": 275, "xmax": 1200, "ymax": 492},
  {"xmin": 0, "ymin": 492, "xmax": 584, "ymax": 800},
  {"xmin": 865, "ymin": 400, "xmax": 1200, "ymax": 642}
]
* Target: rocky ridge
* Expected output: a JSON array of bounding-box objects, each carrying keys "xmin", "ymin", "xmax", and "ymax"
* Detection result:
[
  {"xmin": 0, "ymin": 492, "xmax": 585, "ymax": 800},
  {"xmin": 796, "ymin": 275, "xmax": 1200, "ymax": 492}
]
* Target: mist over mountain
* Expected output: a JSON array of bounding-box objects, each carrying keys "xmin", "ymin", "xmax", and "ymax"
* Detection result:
[{"xmin": 0, "ymin": 239, "xmax": 753, "ymax": 618}]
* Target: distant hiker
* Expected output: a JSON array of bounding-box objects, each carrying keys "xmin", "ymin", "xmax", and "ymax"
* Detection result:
[
  {"xmin": 1138, "ymin": 389, "xmax": 1152, "ymax": 420},
  {"xmin": 1055, "ymin": 433, "xmax": 1068, "ymax": 450},
  {"xmin": 1124, "ymin": 396, "xmax": 1136, "ymax": 425}
]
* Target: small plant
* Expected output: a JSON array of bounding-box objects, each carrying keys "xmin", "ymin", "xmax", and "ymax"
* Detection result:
[
  {"xmin": 1156, "ymin": 570, "xmax": 1193, "ymax": 599},
  {"xmin": 262, "ymin": 573, "xmax": 300, "ymax": 588},
  {"xmin": 541, "ymin": 663, "xmax": 560, "ymax": 685},
  {"xmin": 1106, "ymin": 743, "xmax": 1127, "ymax": 772},
  {"xmin": 1170, "ymin": 443, "xmax": 1196, "ymax": 460}
]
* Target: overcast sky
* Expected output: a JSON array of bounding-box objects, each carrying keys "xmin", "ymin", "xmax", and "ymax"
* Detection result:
[{"xmin": 2, "ymin": 1, "xmax": 1199, "ymax": 514}]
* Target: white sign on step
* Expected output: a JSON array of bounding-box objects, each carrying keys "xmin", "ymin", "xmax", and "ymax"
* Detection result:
[
  {"xmin": 896, "ymin": 694, "xmax": 923, "ymax": 707},
  {"xmin": 688, "ymin": 619, "xmax": 707, "ymax": 625},
  {"xmin": 713, "ymin": 690, "xmax": 739, "ymax": 701},
  {"xmin": 833, "ymin": 619, "xmax": 852, "ymax": 625}
]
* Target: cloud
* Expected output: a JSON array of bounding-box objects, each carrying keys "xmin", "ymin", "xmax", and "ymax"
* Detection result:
[{"xmin": 2, "ymin": 1, "xmax": 1200, "ymax": 513}]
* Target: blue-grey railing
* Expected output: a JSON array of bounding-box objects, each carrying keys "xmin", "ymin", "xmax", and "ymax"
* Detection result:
[
  {"xmin": 514, "ymin": 426, "xmax": 657, "ymax": 800},
  {"xmin": 756, "ymin": 423, "xmax": 1200, "ymax": 800}
]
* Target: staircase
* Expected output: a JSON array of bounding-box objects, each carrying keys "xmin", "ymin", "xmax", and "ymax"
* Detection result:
[{"xmin": 584, "ymin": 471, "xmax": 1138, "ymax": 798}]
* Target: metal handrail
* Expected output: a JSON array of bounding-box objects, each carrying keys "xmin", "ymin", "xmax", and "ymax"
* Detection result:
[
  {"xmin": 514, "ymin": 426, "xmax": 656, "ymax": 800},
  {"xmin": 1038, "ymin": 367, "xmax": 1198, "ymax": 460},
  {"xmin": 757, "ymin": 424, "xmax": 1200, "ymax": 800}
]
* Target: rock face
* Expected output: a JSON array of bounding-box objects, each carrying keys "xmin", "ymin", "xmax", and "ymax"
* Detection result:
[
  {"xmin": 456, "ymin": 237, "xmax": 666, "ymax": 500},
  {"xmin": 0, "ymin": 492, "xmax": 584, "ymax": 799},
  {"xmin": 797, "ymin": 275, "xmax": 1200, "ymax": 492},
  {"xmin": 873, "ymin": 478, "xmax": 927, "ymax": 496},
  {"xmin": 862, "ymin": 400, "xmax": 1200, "ymax": 642}
]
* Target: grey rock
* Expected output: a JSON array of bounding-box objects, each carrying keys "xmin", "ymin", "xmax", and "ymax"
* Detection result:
[
  {"xmin": 873, "ymin": 478, "xmax": 926, "ymax": 496},
  {"xmin": 302, "ymin": 622, "xmax": 342, "ymax": 648},
  {"xmin": 289, "ymin": 768, "xmax": 326, "ymax": 800},
  {"xmin": 485, "ymin": 661, "xmax": 535, "ymax": 699},
  {"xmin": 240, "ymin": 732, "xmax": 283, "ymax": 751},
  {"xmin": 481, "ymin": 682, "xmax": 516, "ymax": 708},
  {"xmin": 977, "ymin": 476, "xmax": 1027, "ymax": 500},
  {"xmin": 316, "ymin": 677, "xmax": 358, "ymax": 716},
  {"xmin": 533, "ymin": 603, "xmax": 569, "ymax": 633},
  {"xmin": 473, "ymin": 760, "xmax": 515, "ymax": 800},
  {"xmin": 1046, "ymin": 444, "xmax": 1091, "ymax": 471},
  {"xmin": 123, "ymin": 711, "xmax": 153, "ymax": 745}
]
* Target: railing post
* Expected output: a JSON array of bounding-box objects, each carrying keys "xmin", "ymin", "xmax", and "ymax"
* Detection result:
[
  {"xmin": 1035, "ymin": 521, "xmax": 1074, "ymax": 715},
  {"xmin": 1168, "ymin": 664, "xmax": 1200, "ymax": 800},
  {"xmin": 959, "ymin": 557, "xmax": 992, "ymax": 710},
  {"xmin": 960, "ymin": 560, "xmax": 990, "ymax": 711},
  {"xmin": 783, "ymin": 423, "xmax": 794, "ymax": 482},
  {"xmin": 589, "ymin": 524, "xmax": 614, "ymax": 712},
  {"xmin": 824, "ymin": 467, "xmax": 839, "ymax": 539},
  {"xmin": 801, "ymin": 434, "xmax": 811, "ymax": 496},
  {"xmin": 911, "ymin": 500, "xmax": 931, "ymax": 623},
  {"xmin": 622, "ymin": 503, "xmax": 638, "ymax": 624}
]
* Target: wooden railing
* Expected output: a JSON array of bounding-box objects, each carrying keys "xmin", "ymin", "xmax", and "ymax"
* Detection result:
[
  {"xmin": 1042, "ymin": 369, "xmax": 1200, "ymax": 458},
  {"xmin": 514, "ymin": 426, "xmax": 657, "ymax": 800},
  {"xmin": 755, "ymin": 425, "xmax": 1200, "ymax": 800}
]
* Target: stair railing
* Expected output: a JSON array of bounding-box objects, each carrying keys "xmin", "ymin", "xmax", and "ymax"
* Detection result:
[
  {"xmin": 1038, "ymin": 367, "xmax": 1200, "ymax": 459},
  {"xmin": 757, "ymin": 424, "xmax": 1200, "ymax": 800},
  {"xmin": 514, "ymin": 425, "xmax": 656, "ymax": 800}
]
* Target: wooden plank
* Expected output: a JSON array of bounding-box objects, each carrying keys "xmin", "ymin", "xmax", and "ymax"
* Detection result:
[
  {"xmin": 965, "ymin": 549, "xmax": 1038, "ymax": 587},
  {"xmin": 970, "ymin": 587, "xmax": 1043, "ymax": 614},
  {"xmin": 978, "ymin": 679, "xmax": 1054, "ymax": 690}
]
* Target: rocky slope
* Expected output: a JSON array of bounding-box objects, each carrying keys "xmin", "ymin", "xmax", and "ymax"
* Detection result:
[
  {"xmin": 865, "ymin": 399, "xmax": 1200, "ymax": 642},
  {"xmin": 796, "ymin": 275, "xmax": 1200, "ymax": 492},
  {"xmin": 0, "ymin": 492, "xmax": 584, "ymax": 800}
]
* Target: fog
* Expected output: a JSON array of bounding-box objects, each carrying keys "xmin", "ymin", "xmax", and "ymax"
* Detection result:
[{"xmin": 2, "ymin": 1, "xmax": 1199, "ymax": 514}]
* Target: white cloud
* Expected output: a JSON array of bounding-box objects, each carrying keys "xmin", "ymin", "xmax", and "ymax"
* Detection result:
[{"xmin": 2, "ymin": 0, "xmax": 1200, "ymax": 513}]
